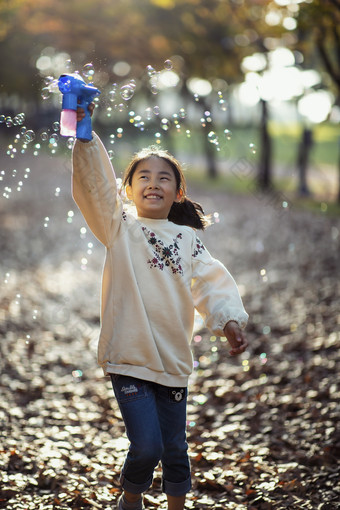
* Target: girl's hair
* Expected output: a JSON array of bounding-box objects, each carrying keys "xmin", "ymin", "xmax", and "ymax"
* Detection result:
[{"xmin": 123, "ymin": 146, "xmax": 210, "ymax": 230}]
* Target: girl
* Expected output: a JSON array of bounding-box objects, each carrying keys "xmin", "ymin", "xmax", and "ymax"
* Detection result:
[{"xmin": 73, "ymin": 107, "xmax": 248, "ymax": 510}]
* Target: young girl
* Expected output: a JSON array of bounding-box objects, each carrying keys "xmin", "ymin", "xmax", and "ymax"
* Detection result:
[{"xmin": 73, "ymin": 107, "xmax": 248, "ymax": 510}]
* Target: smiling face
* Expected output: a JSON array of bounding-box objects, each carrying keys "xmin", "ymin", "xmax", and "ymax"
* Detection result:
[{"xmin": 126, "ymin": 156, "xmax": 182, "ymax": 219}]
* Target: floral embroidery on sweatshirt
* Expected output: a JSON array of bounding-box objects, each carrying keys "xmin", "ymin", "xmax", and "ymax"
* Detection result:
[
  {"xmin": 192, "ymin": 236, "xmax": 205, "ymax": 258},
  {"xmin": 142, "ymin": 227, "xmax": 183, "ymax": 275}
]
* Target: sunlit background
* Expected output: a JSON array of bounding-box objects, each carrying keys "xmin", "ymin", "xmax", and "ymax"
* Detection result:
[{"xmin": 0, "ymin": 0, "xmax": 339, "ymax": 202}]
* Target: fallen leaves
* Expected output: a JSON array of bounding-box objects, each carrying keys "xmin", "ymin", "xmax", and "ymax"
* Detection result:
[{"xmin": 0, "ymin": 157, "xmax": 339, "ymax": 508}]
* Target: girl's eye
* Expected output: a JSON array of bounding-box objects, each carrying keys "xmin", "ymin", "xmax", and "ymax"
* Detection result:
[{"xmin": 161, "ymin": 177, "xmax": 169, "ymax": 181}]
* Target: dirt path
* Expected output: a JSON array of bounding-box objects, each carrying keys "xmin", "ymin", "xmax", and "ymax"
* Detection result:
[{"xmin": 0, "ymin": 150, "xmax": 339, "ymax": 509}]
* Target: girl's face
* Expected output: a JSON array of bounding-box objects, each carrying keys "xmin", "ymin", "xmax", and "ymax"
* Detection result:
[{"xmin": 126, "ymin": 156, "xmax": 182, "ymax": 219}]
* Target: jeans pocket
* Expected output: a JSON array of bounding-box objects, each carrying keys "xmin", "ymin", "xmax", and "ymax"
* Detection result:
[{"xmin": 111, "ymin": 375, "xmax": 148, "ymax": 404}]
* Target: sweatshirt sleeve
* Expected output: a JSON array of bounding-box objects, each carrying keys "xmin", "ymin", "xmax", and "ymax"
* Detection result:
[
  {"xmin": 72, "ymin": 132, "xmax": 123, "ymax": 247},
  {"xmin": 191, "ymin": 235, "xmax": 248, "ymax": 336}
]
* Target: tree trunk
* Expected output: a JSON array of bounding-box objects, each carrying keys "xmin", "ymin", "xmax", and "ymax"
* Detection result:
[
  {"xmin": 338, "ymin": 136, "xmax": 340, "ymax": 204},
  {"xmin": 202, "ymin": 98, "xmax": 218, "ymax": 179},
  {"xmin": 258, "ymin": 99, "xmax": 272, "ymax": 190},
  {"xmin": 297, "ymin": 127, "xmax": 313, "ymax": 197}
]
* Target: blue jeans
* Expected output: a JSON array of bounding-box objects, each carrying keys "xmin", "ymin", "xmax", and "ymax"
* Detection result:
[{"xmin": 110, "ymin": 374, "xmax": 191, "ymax": 497}]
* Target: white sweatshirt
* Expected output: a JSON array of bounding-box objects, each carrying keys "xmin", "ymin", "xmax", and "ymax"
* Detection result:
[{"xmin": 72, "ymin": 133, "xmax": 248, "ymax": 387}]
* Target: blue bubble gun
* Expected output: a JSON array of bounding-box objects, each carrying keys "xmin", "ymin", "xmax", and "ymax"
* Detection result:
[{"xmin": 58, "ymin": 74, "xmax": 101, "ymax": 141}]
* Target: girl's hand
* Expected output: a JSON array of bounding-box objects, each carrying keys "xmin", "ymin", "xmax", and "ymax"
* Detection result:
[
  {"xmin": 223, "ymin": 320, "xmax": 248, "ymax": 356},
  {"xmin": 76, "ymin": 102, "xmax": 95, "ymax": 122}
]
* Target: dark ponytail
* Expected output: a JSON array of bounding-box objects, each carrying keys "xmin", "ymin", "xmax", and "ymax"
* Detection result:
[{"xmin": 168, "ymin": 198, "xmax": 210, "ymax": 230}]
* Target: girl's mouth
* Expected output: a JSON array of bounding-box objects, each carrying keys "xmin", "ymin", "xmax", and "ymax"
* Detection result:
[{"xmin": 145, "ymin": 194, "xmax": 162, "ymax": 200}]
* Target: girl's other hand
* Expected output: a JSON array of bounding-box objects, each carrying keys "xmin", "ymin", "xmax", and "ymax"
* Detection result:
[
  {"xmin": 76, "ymin": 102, "xmax": 95, "ymax": 122},
  {"xmin": 223, "ymin": 320, "xmax": 248, "ymax": 356}
]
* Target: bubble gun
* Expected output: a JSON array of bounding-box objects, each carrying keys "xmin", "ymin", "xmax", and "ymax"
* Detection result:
[{"xmin": 58, "ymin": 74, "xmax": 101, "ymax": 141}]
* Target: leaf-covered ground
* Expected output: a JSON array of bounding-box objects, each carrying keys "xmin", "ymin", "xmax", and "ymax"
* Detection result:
[{"xmin": 1, "ymin": 152, "xmax": 339, "ymax": 509}]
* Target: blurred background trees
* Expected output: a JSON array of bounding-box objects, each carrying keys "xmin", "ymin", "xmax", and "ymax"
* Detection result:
[{"xmin": 0, "ymin": 0, "xmax": 339, "ymax": 201}]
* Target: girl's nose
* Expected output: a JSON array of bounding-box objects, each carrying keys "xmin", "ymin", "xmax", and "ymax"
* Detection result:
[{"xmin": 148, "ymin": 182, "xmax": 159, "ymax": 189}]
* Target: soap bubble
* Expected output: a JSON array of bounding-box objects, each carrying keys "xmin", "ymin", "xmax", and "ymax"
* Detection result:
[
  {"xmin": 204, "ymin": 110, "xmax": 212, "ymax": 122},
  {"xmin": 0, "ymin": 115, "xmax": 5, "ymax": 123},
  {"xmin": 150, "ymin": 84, "xmax": 158, "ymax": 95},
  {"xmin": 186, "ymin": 129, "xmax": 191, "ymax": 138},
  {"xmin": 153, "ymin": 105, "xmax": 160, "ymax": 116},
  {"xmin": 83, "ymin": 62, "xmax": 94, "ymax": 80},
  {"xmin": 164, "ymin": 59, "xmax": 173, "ymax": 70},
  {"xmin": 249, "ymin": 142, "xmax": 257, "ymax": 154},
  {"xmin": 108, "ymin": 150, "xmax": 114, "ymax": 160},
  {"xmin": 44, "ymin": 75, "xmax": 54, "ymax": 86},
  {"xmin": 208, "ymin": 131, "xmax": 218, "ymax": 144},
  {"xmin": 41, "ymin": 132, "xmax": 49, "ymax": 141},
  {"xmin": 6, "ymin": 117, "xmax": 13, "ymax": 127},
  {"xmin": 120, "ymin": 84, "xmax": 135, "ymax": 101},
  {"xmin": 67, "ymin": 137, "xmax": 75, "ymax": 149},
  {"xmin": 109, "ymin": 85, "xmax": 117, "ymax": 102},
  {"xmin": 115, "ymin": 103, "xmax": 126, "ymax": 112},
  {"xmin": 154, "ymin": 132, "xmax": 162, "ymax": 144},
  {"xmin": 219, "ymin": 98, "xmax": 227, "ymax": 111},
  {"xmin": 133, "ymin": 116, "xmax": 145, "ymax": 131},
  {"xmin": 224, "ymin": 129, "xmax": 232, "ymax": 140},
  {"xmin": 20, "ymin": 126, "xmax": 27, "ymax": 135},
  {"xmin": 179, "ymin": 108, "xmax": 186, "ymax": 119},
  {"xmin": 7, "ymin": 145, "xmax": 17, "ymax": 158},
  {"xmin": 41, "ymin": 87, "xmax": 51, "ymax": 100},
  {"xmin": 49, "ymin": 133, "xmax": 59, "ymax": 145},
  {"xmin": 145, "ymin": 107, "xmax": 153, "ymax": 120},
  {"xmin": 33, "ymin": 143, "xmax": 41, "ymax": 156},
  {"xmin": 52, "ymin": 121, "xmax": 60, "ymax": 132},
  {"xmin": 213, "ymin": 212, "xmax": 220, "ymax": 223},
  {"xmin": 129, "ymin": 79, "xmax": 137, "ymax": 89},
  {"xmin": 24, "ymin": 130, "xmax": 35, "ymax": 143},
  {"xmin": 65, "ymin": 59, "xmax": 73, "ymax": 70},
  {"xmin": 161, "ymin": 118, "xmax": 170, "ymax": 131},
  {"xmin": 147, "ymin": 65, "xmax": 156, "ymax": 77},
  {"xmin": 14, "ymin": 113, "xmax": 25, "ymax": 125}
]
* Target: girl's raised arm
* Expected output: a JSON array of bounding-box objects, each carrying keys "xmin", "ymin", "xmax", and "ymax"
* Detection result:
[{"xmin": 72, "ymin": 133, "xmax": 123, "ymax": 247}]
